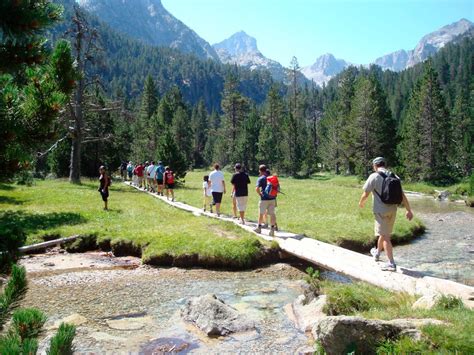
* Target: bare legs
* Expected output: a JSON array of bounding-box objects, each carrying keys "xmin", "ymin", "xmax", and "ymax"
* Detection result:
[{"xmin": 377, "ymin": 235, "xmax": 394, "ymax": 264}]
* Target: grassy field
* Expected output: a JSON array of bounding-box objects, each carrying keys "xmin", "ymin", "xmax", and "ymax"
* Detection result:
[
  {"xmin": 176, "ymin": 170, "xmax": 424, "ymax": 249},
  {"xmin": 0, "ymin": 180, "xmax": 276, "ymax": 268},
  {"xmin": 320, "ymin": 280, "xmax": 474, "ymax": 353}
]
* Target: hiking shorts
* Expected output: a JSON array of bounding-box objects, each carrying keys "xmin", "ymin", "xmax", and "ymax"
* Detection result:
[
  {"xmin": 235, "ymin": 196, "xmax": 248, "ymax": 212},
  {"xmin": 374, "ymin": 212, "xmax": 396, "ymax": 237},
  {"xmin": 259, "ymin": 199, "xmax": 276, "ymax": 216},
  {"xmin": 99, "ymin": 189, "xmax": 109, "ymax": 202},
  {"xmin": 212, "ymin": 192, "xmax": 223, "ymax": 204},
  {"xmin": 157, "ymin": 179, "xmax": 164, "ymax": 185},
  {"xmin": 166, "ymin": 183, "xmax": 175, "ymax": 189}
]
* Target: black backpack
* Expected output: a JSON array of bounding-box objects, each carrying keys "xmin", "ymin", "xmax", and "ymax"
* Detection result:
[{"xmin": 375, "ymin": 171, "xmax": 403, "ymax": 205}]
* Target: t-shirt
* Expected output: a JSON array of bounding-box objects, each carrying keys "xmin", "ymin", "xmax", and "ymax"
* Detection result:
[
  {"xmin": 363, "ymin": 168, "xmax": 398, "ymax": 214},
  {"xmin": 148, "ymin": 164, "xmax": 156, "ymax": 178},
  {"xmin": 256, "ymin": 175, "xmax": 275, "ymax": 200},
  {"xmin": 231, "ymin": 172, "xmax": 251, "ymax": 197},
  {"xmin": 209, "ymin": 170, "xmax": 225, "ymax": 193},
  {"xmin": 203, "ymin": 181, "xmax": 212, "ymax": 197},
  {"xmin": 155, "ymin": 165, "xmax": 165, "ymax": 180},
  {"xmin": 135, "ymin": 165, "xmax": 144, "ymax": 177}
]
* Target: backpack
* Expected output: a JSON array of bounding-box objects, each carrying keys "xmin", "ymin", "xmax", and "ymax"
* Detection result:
[
  {"xmin": 375, "ymin": 171, "xmax": 403, "ymax": 205},
  {"xmin": 127, "ymin": 165, "xmax": 133, "ymax": 173},
  {"xmin": 166, "ymin": 171, "xmax": 174, "ymax": 184},
  {"xmin": 263, "ymin": 175, "xmax": 280, "ymax": 199},
  {"xmin": 156, "ymin": 165, "xmax": 165, "ymax": 180}
]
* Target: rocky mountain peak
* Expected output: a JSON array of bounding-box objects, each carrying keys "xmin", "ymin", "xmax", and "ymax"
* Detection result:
[{"xmin": 213, "ymin": 31, "xmax": 259, "ymax": 57}]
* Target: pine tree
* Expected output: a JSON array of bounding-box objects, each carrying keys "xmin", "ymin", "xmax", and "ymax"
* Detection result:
[
  {"xmin": 139, "ymin": 75, "xmax": 159, "ymax": 121},
  {"xmin": 156, "ymin": 128, "xmax": 187, "ymax": 179},
  {"xmin": 349, "ymin": 75, "xmax": 397, "ymax": 177},
  {"xmin": 191, "ymin": 99, "xmax": 208, "ymax": 167},
  {"xmin": 204, "ymin": 111, "xmax": 220, "ymax": 165},
  {"xmin": 319, "ymin": 102, "xmax": 344, "ymax": 174},
  {"xmin": 237, "ymin": 106, "xmax": 261, "ymax": 173},
  {"xmin": 172, "ymin": 106, "xmax": 193, "ymax": 167},
  {"xmin": 400, "ymin": 61, "xmax": 451, "ymax": 182}
]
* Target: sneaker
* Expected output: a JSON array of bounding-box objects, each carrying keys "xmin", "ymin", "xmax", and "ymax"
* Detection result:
[
  {"xmin": 254, "ymin": 225, "xmax": 262, "ymax": 234},
  {"xmin": 269, "ymin": 226, "xmax": 275, "ymax": 237},
  {"xmin": 370, "ymin": 247, "xmax": 380, "ymax": 262},
  {"xmin": 274, "ymin": 225, "xmax": 279, "ymax": 231},
  {"xmin": 240, "ymin": 220, "xmax": 245, "ymax": 225},
  {"xmin": 381, "ymin": 263, "xmax": 397, "ymax": 272},
  {"xmin": 263, "ymin": 223, "xmax": 269, "ymax": 229}
]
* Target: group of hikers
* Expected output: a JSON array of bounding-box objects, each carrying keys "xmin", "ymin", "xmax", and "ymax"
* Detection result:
[{"xmin": 106, "ymin": 156, "xmax": 414, "ymax": 272}]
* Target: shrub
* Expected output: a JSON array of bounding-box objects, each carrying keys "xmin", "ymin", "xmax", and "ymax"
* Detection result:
[
  {"xmin": 324, "ymin": 283, "xmax": 372, "ymax": 315},
  {"xmin": 304, "ymin": 266, "xmax": 322, "ymax": 300},
  {"xmin": 15, "ymin": 170, "xmax": 34, "ymax": 186},
  {"xmin": 435, "ymin": 295, "xmax": 464, "ymax": 310},
  {"xmin": 11, "ymin": 308, "xmax": 47, "ymax": 341},
  {"xmin": 47, "ymin": 323, "xmax": 76, "ymax": 355},
  {"xmin": 0, "ymin": 212, "xmax": 27, "ymax": 272}
]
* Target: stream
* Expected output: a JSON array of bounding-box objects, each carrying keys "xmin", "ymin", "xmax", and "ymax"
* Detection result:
[{"xmin": 394, "ymin": 195, "xmax": 474, "ymax": 285}]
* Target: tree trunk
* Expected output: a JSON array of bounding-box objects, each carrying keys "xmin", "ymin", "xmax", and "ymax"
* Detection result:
[{"xmin": 69, "ymin": 84, "xmax": 83, "ymax": 184}]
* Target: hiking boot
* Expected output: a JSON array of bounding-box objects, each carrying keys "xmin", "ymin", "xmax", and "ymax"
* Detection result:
[
  {"xmin": 370, "ymin": 247, "xmax": 380, "ymax": 262},
  {"xmin": 263, "ymin": 223, "xmax": 269, "ymax": 229},
  {"xmin": 240, "ymin": 219, "xmax": 245, "ymax": 225},
  {"xmin": 275, "ymin": 224, "xmax": 279, "ymax": 231},
  {"xmin": 269, "ymin": 226, "xmax": 276, "ymax": 237},
  {"xmin": 381, "ymin": 263, "xmax": 397, "ymax": 272},
  {"xmin": 254, "ymin": 225, "xmax": 262, "ymax": 234}
]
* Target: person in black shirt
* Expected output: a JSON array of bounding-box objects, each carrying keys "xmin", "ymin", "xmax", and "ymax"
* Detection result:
[
  {"xmin": 98, "ymin": 166, "xmax": 111, "ymax": 210},
  {"xmin": 230, "ymin": 163, "xmax": 251, "ymax": 225}
]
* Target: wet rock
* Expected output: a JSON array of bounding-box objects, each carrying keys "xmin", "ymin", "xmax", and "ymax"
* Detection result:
[
  {"xmin": 285, "ymin": 294, "xmax": 327, "ymax": 332},
  {"xmin": 43, "ymin": 262, "xmax": 55, "ymax": 267},
  {"xmin": 312, "ymin": 316, "xmax": 442, "ymax": 355},
  {"xmin": 412, "ymin": 293, "xmax": 441, "ymax": 310},
  {"xmin": 435, "ymin": 190, "xmax": 450, "ymax": 201},
  {"xmin": 181, "ymin": 294, "xmax": 256, "ymax": 337},
  {"xmin": 106, "ymin": 316, "xmax": 153, "ymax": 331},
  {"xmin": 141, "ymin": 338, "xmax": 197, "ymax": 354}
]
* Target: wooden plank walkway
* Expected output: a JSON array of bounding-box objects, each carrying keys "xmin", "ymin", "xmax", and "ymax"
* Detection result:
[{"xmin": 125, "ymin": 182, "xmax": 474, "ymax": 307}]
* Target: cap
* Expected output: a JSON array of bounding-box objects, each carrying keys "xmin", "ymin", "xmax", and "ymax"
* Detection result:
[
  {"xmin": 372, "ymin": 157, "xmax": 386, "ymax": 165},
  {"xmin": 234, "ymin": 163, "xmax": 242, "ymax": 170},
  {"xmin": 158, "ymin": 161, "xmax": 163, "ymax": 165}
]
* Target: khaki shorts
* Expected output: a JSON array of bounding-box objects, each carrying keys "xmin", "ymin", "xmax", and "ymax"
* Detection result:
[
  {"xmin": 235, "ymin": 196, "xmax": 248, "ymax": 212},
  {"xmin": 259, "ymin": 199, "xmax": 276, "ymax": 216},
  {"xmin": 374, "ymin": 212, "xmax": 396, "ymax": 237}
]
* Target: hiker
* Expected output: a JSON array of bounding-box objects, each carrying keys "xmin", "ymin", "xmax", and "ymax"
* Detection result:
[
  {"xmin": 202, "ymin": 175, "xmax": 213, "ymax": 213},
  {"xmin": 148, "ymin": 161, "xmax": 156, "ymax": 193},
  {"xmin": 155, "ymin": 161, "xmax": 165, "ymax": 196},
  {"xmin": 230, "ymin": 163, "xmax": 251, "ymax": 225},
  {"xmin": 126, "ymin": 161, "xmax": 134, "ymax": 181},
  {"xmin": 263, "ymin": 168, "xmax": 279, "ymax": 231},
  {"xmin": 359, "ymin": 157, "xmax": 414, "ymax": 272},
  {"xmin": 143, "ymin": 161, "xmax": 149, "ymax": 190},
  {"xmin": 209, "ymin": 163, "xmax": 226, "ymax": 216},
  {"xmin": 164, "ymin": 166, "xmax": 175, "ymax": 201},
  {"xmin": 254, "ymin": 164, "xmax": 279, "ymax": 236},
  {"xmin": 98, "ymin": 165, "xmax": 111, "ymax": 210},
  {"xmin": 120, "ymin": 161, "xmax": 127, "ymax": 180},
  {"xmin": 134, "ymin": 163, "xmax": 145, "ymax": 188}
]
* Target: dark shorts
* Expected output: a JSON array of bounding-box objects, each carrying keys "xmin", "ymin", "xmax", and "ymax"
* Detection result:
[
  {"xmin": 212, "ymin": 192, "xmax": 223, "ymax": 204},
  {"xmin": 128, "ymin": 171, "xmax": 133, "ymax": 178},
  {"xmin": 157, "ymin": 179, "xmax": 164, "ymax": 185},
  {"xmin": 166, "ymin": 183, "xmax": 175, "ymax": 189},
  {"xmin": 100, "ymin": 189, "xmax": 109, "ymax": 202}
]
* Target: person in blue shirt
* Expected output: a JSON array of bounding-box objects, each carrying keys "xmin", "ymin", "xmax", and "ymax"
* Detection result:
[{"xmin": 254, "ymin": 164, "xmax": 277, "ymax": 236}]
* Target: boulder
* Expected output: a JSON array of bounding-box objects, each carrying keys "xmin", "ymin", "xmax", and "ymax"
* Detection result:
[
  {"xmin": 285, "ymin": 294, "xmax": 327, "ymax": 332},
  {"xmin": 181, "ymin": 294, "xmax": 256, "ymax": 337},
  {"xmin": 312, "ymin": 316, "xmax": 440, "ymax": 355},
  {"xmin": 435, "ymin": 190, "xmax": 450, "ymax": 201},
  {"xmin": 412, "ymin": 293, "xmax": 441, "ymax": 310}
]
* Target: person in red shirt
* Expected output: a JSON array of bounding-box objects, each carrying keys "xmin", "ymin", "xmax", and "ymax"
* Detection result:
[
  {"xmin": 134, "ymin": 163, "xmax": 145, "ymax": 189},
  {"xmin": 164, "ymin": 166, "xmax": 175, "ymax": 202}
]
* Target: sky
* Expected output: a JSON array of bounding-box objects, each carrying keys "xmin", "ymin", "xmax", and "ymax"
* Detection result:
[{"xmin": 162, "ymin": 0, "xmax": 473, "ymax": 67}]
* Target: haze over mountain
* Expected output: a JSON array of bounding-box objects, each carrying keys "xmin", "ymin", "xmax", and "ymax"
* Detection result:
[
  {"xmin": 374, "ymin": 18, "xmax": 473, "ymax": 71},
  {"xmin": 77, "ymin": 0, "xmax": 219, "ymax": 60},
  {"xmin": 213, "ymin": 31, "xmax": 287, "ymax": 82},
  {"xmin": 301, "ymin": 53, "xmax": 351, "ymax": 86}
]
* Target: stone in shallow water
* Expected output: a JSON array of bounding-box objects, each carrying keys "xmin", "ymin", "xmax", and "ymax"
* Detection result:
[
  {"xmin": 181, "ymin": 294, "xmax": 256, "ymax": 337},
  {"xmin": 140, "ymin": 337, "xmax": 198, "ymax": 354},
  {"xmin": 106, "ymin": 316, "xmax": 154, "ymax": 331}
]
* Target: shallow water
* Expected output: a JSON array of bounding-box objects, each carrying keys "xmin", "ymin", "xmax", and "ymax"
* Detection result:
[
  {"xmin": 22, "ymin": 259, "xmax": 314, "ymax": 354},
  {"xmin": 393, "ymin": 195, "xmax": 474, "ymax": 285}
]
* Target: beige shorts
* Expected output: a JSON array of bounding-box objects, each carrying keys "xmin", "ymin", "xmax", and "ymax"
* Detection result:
[
  {"xmin": 374, "ymin": 212, "xmax": 396, "ymax": 237},
  {"xmin": 259, "ymin": 199, "xmax": 276, "ymax": 216},
  {"xmin": 235, "ymin": 196, "xmax": 248, "ymax": 212}
]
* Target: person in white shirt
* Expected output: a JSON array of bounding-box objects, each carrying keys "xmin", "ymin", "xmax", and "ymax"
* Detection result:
[
  {"xmin": 147, "ymin": 161, "xmax": 156, "ymax": 192},
  {"xmin": 202, "ymin": 175, "xmax": 213, "ymax": 213},
  {"xmin": 209, "ymin": 163, "xmax": 226, "ymax": 216}
]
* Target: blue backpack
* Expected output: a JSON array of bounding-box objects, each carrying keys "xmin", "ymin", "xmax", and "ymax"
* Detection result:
[{"xmin": 156, "ymin": 165, "xmax": 165, "ymax": 180}]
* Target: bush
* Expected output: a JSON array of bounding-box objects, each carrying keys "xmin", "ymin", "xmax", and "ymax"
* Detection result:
[
  {"xmin": 435, "ymin": 295, "xmax": 464, "ymax": 310},
  {"xmin": 304, "ymin": 266, "xmax": 322, "ymax": 300},
  {"xmin": 0, "ymin": 212, "xmax": 27, "ymax": 272},
  {"xmin": 0, "ymin": 265, "xmax": 27, "ymax": 327},
  {"xmin": 11, "ymin": 308, "xmax": 47, "ymax": 341},
  {"xmin": 15, "ymin": 170, "xmax": 34, "ymax": 186},
  {"xmin": 324, "ymin": 283, "xmax": 372, "ymax": 315},
  {"xmin": 47, "ymin": 323, "xmax": 76, "ymax": 355}
]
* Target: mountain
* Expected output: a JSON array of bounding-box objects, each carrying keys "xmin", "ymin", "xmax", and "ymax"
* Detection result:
[
  {"xmin": 375, "ymin": 18, "xmax": 473, "ymax": 71},
  {"xmin": 77, "ymin": 0, "xmax": 219, "ymax": 61},
  {"xmin": 301, "ymin": 53, "xmax": 350, "ymax": 86},
  {"xmin": 213, "ymin": 31, "xmax": 288, "ymax": 82}
]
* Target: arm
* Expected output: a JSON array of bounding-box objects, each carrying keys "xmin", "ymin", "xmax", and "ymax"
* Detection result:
[
  {"xmin": 359, "ymin": 191, "xmax": 370, "ymax": 208},
  {"xmin": 402, "ymin": 192, "xmax": 414, "ymax": 220},
  {"xmin": 223, "ymin": 180, "xmax": 226, "ymax": 194}
]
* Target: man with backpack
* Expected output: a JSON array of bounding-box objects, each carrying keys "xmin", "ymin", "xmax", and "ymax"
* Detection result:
[
  {"xmin": 134, "ymin": 163, "xmax": 145, "ymax": 189},
  {"xmin": 164, "ymin": 166, "xmax": 175, "ymax": 202},
  {"xmin": 126, "ymin": 161, "xmax": 134, "ymax": 181},
  {"xmin": 230, "ymin": 163, "xmax": 251, "ymax": 225},
  {"xmin": 254, "ymin": 164, "xmax": 279, "ymax": 237},
  {"xmin": 359, "ymin": 157, "xmax": 414, "ymax": 271},
  {"xmin": 155, "ymin": 161, "xmax": 165, "ymax": 196}
]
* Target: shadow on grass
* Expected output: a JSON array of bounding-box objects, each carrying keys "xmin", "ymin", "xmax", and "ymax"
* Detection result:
[
  {"xmin": 0, "ymin": 183, "xmax": 15, "ymax": 191},
  {"xmin": 0, "ymin": 210, "xmax": 86, "ymax": 235},
  {"xmin": 0, "ymin": 196, "xmax": 25, "ymax": 205}
]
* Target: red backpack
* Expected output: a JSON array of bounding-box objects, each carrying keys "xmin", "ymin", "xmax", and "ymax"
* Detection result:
[
  {"xmin": 166, "ymin": 171, "xmax": 175, "ymax": 184},
  {"xmin": 264, "ymin": 175, "xmax": 280, "ymax": 198}
]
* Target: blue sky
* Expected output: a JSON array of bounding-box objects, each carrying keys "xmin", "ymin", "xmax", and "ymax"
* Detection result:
[{"xmin": 162, "ymin": 0, "xmax": 473, "ymax": 66}]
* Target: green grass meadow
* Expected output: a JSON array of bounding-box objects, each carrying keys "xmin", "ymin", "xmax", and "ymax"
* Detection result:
[
  {"xmin": 0, "ymin": 180, "xmax": 271, "ymax": 267},
  {"xmin": 177, "ymin": 170, "xmax": 424, "ymax": 248}
]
